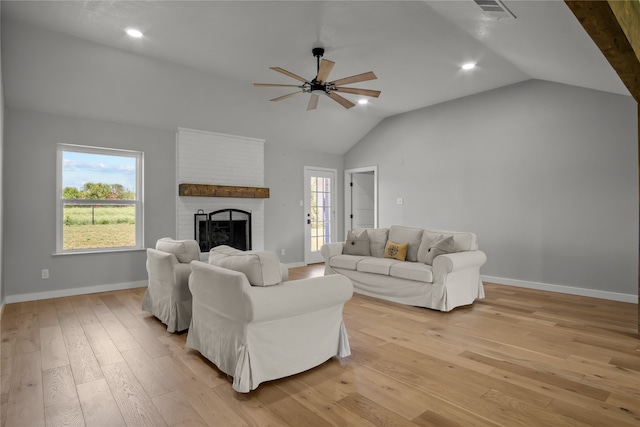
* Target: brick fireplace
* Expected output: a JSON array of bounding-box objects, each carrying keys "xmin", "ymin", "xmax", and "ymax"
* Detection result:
[{"xmin": 176, "ymin": 128, "xmax": 266, "ymax": 251}]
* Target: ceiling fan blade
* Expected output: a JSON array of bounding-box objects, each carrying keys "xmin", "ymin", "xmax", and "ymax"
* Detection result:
[
  {"xmin": 270, "ymin": 67, "xmax": 309, "ymax": 84},
  {"xmin": 327, "ymin": 92, "xmax": 355, "ymax": 109},
  {"xmin": 334, "ymin": 87, "xmax": 381, "ymax": 98},
  {"xmin": 330, "ymin": 71, "xmax": 377, "ymax": 87},
  {"xmin": 254, "ymin": 83, "xmax": 301, "ymax": 88},
  {"xmin": 307, "ymin": 94, "xmax": 319, "ymax": 111},
  {"xmin": 270, "ymin": 91, "xmax": 302, "ymax": 102},
  {"xmin": 316, "ymin": 59, "xmax": 335, "ymax": 84}
]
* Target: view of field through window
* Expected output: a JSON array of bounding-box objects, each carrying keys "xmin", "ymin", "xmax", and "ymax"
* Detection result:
[{"xmin": 61, "ymin": 149, "xmax": 138, "ymax": 250}]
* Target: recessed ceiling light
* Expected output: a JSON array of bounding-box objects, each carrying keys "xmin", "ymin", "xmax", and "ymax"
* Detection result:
[
  {"xmin": 358, "ymin": 99, "xmax": 369, "ymax": 105},
  {"xmin": 462, "ymin": 63, "xmax": 476, "ymax": 70},
  {"xmin": 126, "ymin": 28, "xmax": 143, "ymax": 38}
]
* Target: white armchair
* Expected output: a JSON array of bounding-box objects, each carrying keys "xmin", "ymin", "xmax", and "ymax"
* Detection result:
[
  {"xmin": 186, "ymin": 251, "xmax": 353, "ymax": 393},
  {"xmin": 142, "ymin": 238, "xmax": 200, "ymax": 332}
]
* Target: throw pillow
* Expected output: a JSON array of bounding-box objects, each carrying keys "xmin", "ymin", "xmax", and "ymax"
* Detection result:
[
  {"xmin": 343, "ymin": 229, "xmax": 371, "ymax": 256},
  {"xmin": 423, "ymin": 235, "xmax": 455, "ymax": 265},
  {"xmin": 383, "ymin": 241, "xmax": 409, "ymax": 261},
  {"xmin": 388, "ymin": 226, "xmax": 423, "ymax": 262}
]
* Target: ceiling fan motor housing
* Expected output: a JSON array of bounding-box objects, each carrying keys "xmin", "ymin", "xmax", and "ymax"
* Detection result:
[{"xmin": 310, "ymin": 83, "xmax": 328, "ymax": 95}]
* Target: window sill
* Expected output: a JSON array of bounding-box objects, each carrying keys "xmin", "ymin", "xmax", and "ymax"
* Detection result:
[{"xmin": 53, "ymin": 248, "xmax": 146, "ymax": 256}]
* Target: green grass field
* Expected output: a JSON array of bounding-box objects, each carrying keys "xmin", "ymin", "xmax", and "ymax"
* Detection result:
[{"xmin": 63, "ymin": 205, "xmax": 136, "ymax": 249}]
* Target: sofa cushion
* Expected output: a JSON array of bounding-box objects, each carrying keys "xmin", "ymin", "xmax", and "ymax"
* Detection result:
[
  {"xmin": 423, "ymin": 235, "xmax": 455, "ymax": 265},
  {"xmin": 329, "ymin": 254, "xmax": 367, "ymax": 271},
  {"xmin": 209, "ymin": 250, "xmax": 282, "ymax": 287},
  {"xmin": 156, "ymin": 238, "xmax": 200, "ymax": 263},
  {"xmin": 388, "ymin": 226, "xmax": 423, "ymax": 262},
  {"xmin": 343, "ymin": 229, "xmax": 371, "ymax": 256},
  {"xmin": 357, "ymin": 258, "xmax": 400, "ymax": 275},
  {"xmin": 390, "ymin": 263, "xmax": 434, "ymax": 283},
  {"xmin": 384, "ymin": 241, "xmax": 409, "ymax": 261},
  {"xmin": 354, "ymin": 227, "xmax": 389, "ymax": 258}
]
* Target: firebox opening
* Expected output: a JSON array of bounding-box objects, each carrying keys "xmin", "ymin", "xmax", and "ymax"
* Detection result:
[{"xmin": 194, "ymin": 209, "xmax": 252, "ymax": 252}]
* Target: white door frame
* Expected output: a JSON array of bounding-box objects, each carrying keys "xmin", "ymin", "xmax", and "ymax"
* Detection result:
[
  {"xmin": 345, "ymin": 166, "xmax": 378, "ymax": 232},
  {"xmin": 304, "ymin": 166, "xmax": 338, "ymax": 265}
]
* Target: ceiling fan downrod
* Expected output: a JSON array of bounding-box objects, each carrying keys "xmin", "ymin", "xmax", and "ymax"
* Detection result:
[
  {"xmin": 311, "ymin": 47, "xmax": 327, "ymax": 94},
  {"xmin": 312, "ymin": 47, "xmax": 325, "ymax": 75}
]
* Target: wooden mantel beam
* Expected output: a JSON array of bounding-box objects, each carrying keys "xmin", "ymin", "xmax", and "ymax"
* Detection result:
[{"xmin": 179, "ymin": 184, "xmax": 270, "ymax": 198}]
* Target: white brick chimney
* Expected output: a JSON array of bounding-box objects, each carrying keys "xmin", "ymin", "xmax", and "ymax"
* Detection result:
[{"xmin": 176, "ymin": 128, "xmax": 265, "ymax": 251}]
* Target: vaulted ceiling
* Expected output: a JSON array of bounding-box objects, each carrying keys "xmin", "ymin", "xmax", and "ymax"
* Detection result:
[{"xmin": 1, "ymin": 1, "xmax": 630, "ymax": 154}]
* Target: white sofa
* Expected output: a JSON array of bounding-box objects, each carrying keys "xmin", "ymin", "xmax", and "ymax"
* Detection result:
[
  {"xmin": 186, "ymin": 246, "xmax": 353, "ymax": 393},
  {"xmin": 321, "ymin": 225, "xmax": 487, "ymax": 311}
]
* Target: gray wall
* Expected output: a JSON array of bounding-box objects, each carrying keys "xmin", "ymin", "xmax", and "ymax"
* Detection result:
[
  {"xmin": 264, "ymin": 145, "xmax": 343, "ymax": 264},
  {"xmin": 1, "ymin": 107, "xmax": 342, "ymax": 299},
  {"xmin": 345, "ymin": 80, "xmax": 638, "ymax": 296},
  {"xmin": 3, "ymin": 109, "xmax": 176, "ymax": 299}
]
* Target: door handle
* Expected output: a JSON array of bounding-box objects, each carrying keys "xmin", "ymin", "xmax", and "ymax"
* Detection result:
[{"xmin": 307, "ymin": 219, "xmax": 311, "ymax": 224}]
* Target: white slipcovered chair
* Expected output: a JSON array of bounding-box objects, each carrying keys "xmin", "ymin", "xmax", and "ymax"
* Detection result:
[
  {"xmin": 186, "ymin": 247, "xmax": 353, "ymax": 393},
  {"xmin": 142, "ymin": 237, "xmax": 200, "ymax": 332}
]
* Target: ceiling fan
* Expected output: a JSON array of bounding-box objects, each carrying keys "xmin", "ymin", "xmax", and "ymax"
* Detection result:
[{"xmin": 254, "ymin": 47, "xmax": 381, "ymax": 110}]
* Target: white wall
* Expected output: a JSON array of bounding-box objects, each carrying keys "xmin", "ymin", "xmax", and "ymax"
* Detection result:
[
  {"xmin": 3, "ymin": 109, "xmax": 176, "ymax": 301},
  {"xmin": 264, "ymin": 145, "xmax": 343, "ymax": 264},
  {"xmin": 345, "ymin": 80, "xmax": 638, "ymax": 298}
]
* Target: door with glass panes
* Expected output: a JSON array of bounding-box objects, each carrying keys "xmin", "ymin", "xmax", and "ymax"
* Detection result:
[{"xmin": 304, "ymin": 167, "xmax": 337, "ymax": 264}]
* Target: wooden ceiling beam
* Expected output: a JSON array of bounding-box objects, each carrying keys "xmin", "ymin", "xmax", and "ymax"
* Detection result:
[{"xmin": 564, "ymin": 0, "xmax": 640, "ymax": 103}]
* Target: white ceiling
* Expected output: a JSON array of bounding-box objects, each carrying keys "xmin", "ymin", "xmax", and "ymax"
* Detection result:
[{"xmin": 1, "ymin": 0, "xmax": 630, "ymax": 154}]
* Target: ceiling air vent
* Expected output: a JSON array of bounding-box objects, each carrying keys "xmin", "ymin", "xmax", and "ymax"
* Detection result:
[{"xmin": 473, "ymin": 0, "xmax": 516, "ymax": 19}]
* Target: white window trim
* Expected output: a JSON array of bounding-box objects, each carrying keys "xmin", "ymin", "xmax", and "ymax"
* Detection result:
[{"xmin": 56, "ymin": 143, "xmax": 144, "ymax": 254}]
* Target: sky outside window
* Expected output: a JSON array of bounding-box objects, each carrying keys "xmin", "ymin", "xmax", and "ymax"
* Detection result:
[{"xmin": 62, "ymin": 151, "xmax": 136, "ymax": 194}]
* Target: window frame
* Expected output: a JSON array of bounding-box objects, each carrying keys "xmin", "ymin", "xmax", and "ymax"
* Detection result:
[{"xmin": 56, "ymin": 143, "xmax": 144, "ymax": 254}]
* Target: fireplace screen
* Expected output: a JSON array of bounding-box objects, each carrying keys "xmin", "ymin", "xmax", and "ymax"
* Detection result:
[{"xmin": 194, "ymin": 209, "xmax": 251, "ymax": 252}]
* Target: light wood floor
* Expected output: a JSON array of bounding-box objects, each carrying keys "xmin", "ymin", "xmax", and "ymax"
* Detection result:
[{"xmin": 1, "ymin": 264, "xmax": 639, "ymax": 427}]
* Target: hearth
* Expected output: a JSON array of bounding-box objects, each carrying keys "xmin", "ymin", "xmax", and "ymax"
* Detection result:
[{"xmin": 194, "ymin": 209, "xmax": 252, "ymax": 252}]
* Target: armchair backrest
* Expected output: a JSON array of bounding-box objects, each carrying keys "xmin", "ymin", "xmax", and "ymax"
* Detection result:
[
  {"xmin": 155, "ymin": 237, "xmax": 200, "ymax": 263},
  {"xmin": 208, "ymin": 246, "xmax": 285, "ymax": 286}
]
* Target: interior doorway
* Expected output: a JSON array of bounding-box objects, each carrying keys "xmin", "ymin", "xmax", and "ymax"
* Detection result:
[{"xmin": 345, "ymin": 166, "xmax": 378, "ymax": 233}]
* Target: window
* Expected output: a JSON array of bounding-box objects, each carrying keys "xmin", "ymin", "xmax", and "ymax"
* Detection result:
[{"xmin": 56, "ymin": 144, "xmax": 143, "ymax": 254}]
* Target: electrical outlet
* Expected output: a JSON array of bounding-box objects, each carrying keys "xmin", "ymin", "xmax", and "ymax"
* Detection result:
[
  {"xmin": 41, "ymin": 269, "xmax": 49, "ymax": 279},
  {"xmin": 397, "ymin": 197, "xmax": 404, "ymax": 205},
  {"xmin": 281, "ymin": 249, "xmax": 286, "ymax": 256}
]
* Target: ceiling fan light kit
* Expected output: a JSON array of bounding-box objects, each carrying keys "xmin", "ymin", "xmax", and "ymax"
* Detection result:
[{"xmin": 254, "ymin": 47, "xmax": 381, "ymax": 110}]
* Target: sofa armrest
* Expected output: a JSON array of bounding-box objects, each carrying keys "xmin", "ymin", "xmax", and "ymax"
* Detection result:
[
  {"xmin": 432, "ymin": 250, "xmax": 487, "ymax": 275},
  {"xmin": 245, "ymin": 274, "xmax": 353, "ymax": 323},
  {"xmin": 321, "ymin": 242, "xmax": 345, "ymax": 260}
]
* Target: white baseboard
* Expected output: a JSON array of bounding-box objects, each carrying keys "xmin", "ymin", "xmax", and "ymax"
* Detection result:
[
  {"xmin": 4, "ymin": 280, "xmax": 148, "ymax": 304},
  {"xmin": 481, "ymin": 275, "xmax": 638, "ymax": 304}
]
